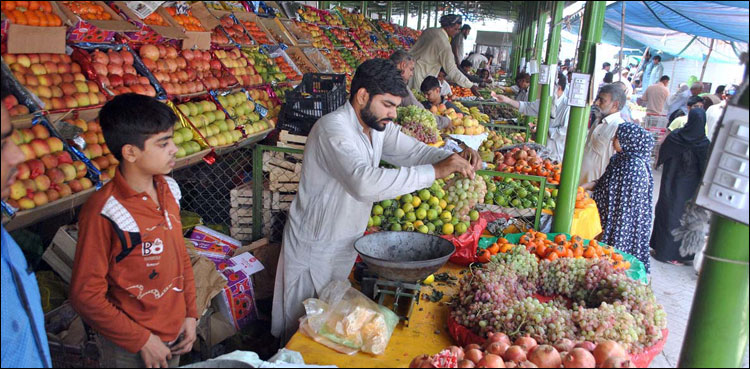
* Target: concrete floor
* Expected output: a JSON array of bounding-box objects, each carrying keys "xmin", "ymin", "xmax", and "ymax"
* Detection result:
[{"xmin": 647, "ymin": 168, "xmax": 749, "ymax": 368}]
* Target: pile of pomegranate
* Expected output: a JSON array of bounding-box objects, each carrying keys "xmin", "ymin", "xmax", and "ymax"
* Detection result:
[{"xmin": 410, "ymin": 334, "xmax": 636, "ymax": 368}]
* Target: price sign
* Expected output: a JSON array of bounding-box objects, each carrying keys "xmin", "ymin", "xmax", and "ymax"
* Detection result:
[{"xmin": 568, "ymin": 73, "xmax": 591, "ymax": 108}]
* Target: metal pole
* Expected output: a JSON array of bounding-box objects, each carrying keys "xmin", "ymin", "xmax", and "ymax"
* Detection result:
[
  {"xmin": 362, "ymin": 1, "xmax": 367, "ymax": 17},
  {"xmin": 552, "ymin": 1, "xmax": 606, "ymax": 233},
  {"xmin": 535, "ymin": 1, "xmax": 563, "ymax": 145},
  {"xmin": 403, "ymin": 1, "xmax": 409, "ymax": 28},
  {"xmin": 387, "ymin": 1, "xmax": 392, "ymax": 22},
  {"xmin": 700, "ymin": 38, "xmax": 715, "ymax": 82},
  {"xmin": 426, "ymin": 1, "xmax": 431, "ymax": 29},
  {"xmin": 678, "ymin": 214, "xmax": 749, "ymax": 367},
  {"xmin": 528, "ymin": 5, "xmax": 547, "ymax": 103},
  {"xmin": 418, "ymin": 0, "xmax": 423, "ymax": 30},
  {"xmin": 619, "ymin": 2, "xmax": 625, "ymax": 81}
]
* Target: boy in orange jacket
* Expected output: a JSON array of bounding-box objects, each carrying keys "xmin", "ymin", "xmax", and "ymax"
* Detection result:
[{"xmin": 71, "ymin": 94, "xmax": 198, "ymax": 368}]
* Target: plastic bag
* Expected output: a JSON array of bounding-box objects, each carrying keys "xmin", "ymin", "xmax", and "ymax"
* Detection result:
[
  {"xmin": 445, "ymin": 216, "xmax": 488, "ymax": 266},
  {"xmin": 301, "ymin": 280, "xmax": 399, "ymax": 355}
]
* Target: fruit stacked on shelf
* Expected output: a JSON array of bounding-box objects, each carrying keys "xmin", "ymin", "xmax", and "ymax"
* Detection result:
[
  {"xmin": 214, "ymin": 49, "xmax": 262, "ymax": 86},
  {"xmin": 138, "ymin": 45, "xmax": 203, "ymax": 96},
  {"xmin": 3, "ymin": 53, "xmax": 105, "ymax": 110},
  {"xmin": 336, "ymin": 7, "xmax": 373, "ymax": 31},
  {"xmin": 338, "ymin": 49, "xmax": 359, "ymax": 70},
  {"xmin": 378, "ymin": 21, "xmax": 396, "ymax": 34},
  {"xmin": 176, "ymin": 100, "xmax": 243, "ymax": 148},
  {"xmin": 349, "ymin": 28, "xmax": 377, "ymax": 51},
  {"xmin": 180, "ymin": 49, "xmax": 237, "ymax": 90},
  {"xmin": 7, "ymin": 125, "xmax": 92, "ymax": 211},
  {"xmin": 216, "ymin": 91, "xmax": 267, "ymax": 134},
  {"xmin": 2, "ymin": 1, "xmax": 62, "ymax": 26},
  {"xmin": 451, "ymin": 85, "xmax": 474, "ymax": 98},
  {"xmin": 368, "ymin": 178, "xmax": 482, "ymax": 236},
  {"xmin": 240, "ymin": 49, "xmax": 287, "ymax": 84},
  {"xmin": 219, "ymin": 15, "xmax": 253, "ymax": 45},
  {"xmin": 3, "ymin": 95, "xmax": 31, "ymax": 117},
  {"xmin": 241, "ymin": 20, "xmax": 274, "ymax": 45},
  {"xmin": 143, "ymin": 11, "xmax": 169, "ymax": 26},
  {"xmin": 210, "ymin": 26, "xmax": 231, "ymax": 45},
  {"xmin": 86, "ymin": 48, "xmax": 155, "ymax": 97},
  {"xmin": 286, "ymin": 52, "xmax": 316, "ymax": 75},
  {"xmin": 409, "ymin": 333, "xmax": 638, "ymax": 368},
  {"xmin": 495, "ymin": 231, "xmax": 631, "ymax": 269},
  {"xmin": 454, "ymin": 103, "xmax": 490, "ymax": 124},
  {"xmin": 249, "ymin": 88, "xmax": 280, "ymax": 124},
  {"xmin": 349, "ymin": 47, "xmax": 371, "ymax": 65},
  {"xmin": 295, "ymin": 21, "xmax": 334, "ymax": 49},
  {"xmin": 436, "ymin": 106, "xmax": 485, "ymax": 136},
  {"xmin": 479, "ymin": 130, "xmax": 527, "ymax": 161},
  {"xmin": 484, "ymin": 104, "xmax": 521, "ymax": 121},
  {"xmin": 296, "ymin": 6, "xmax": 321, "ymax": 23},
  {"xmin": 396, "ymin": 105, "xmax": 441, "ymax": 145},
  {"xmin": 273, "ymin": 57, "xmax": 302, "ymax": 81},
  {"xmin": 170, "ymin": 118, "xmax": 203, "ymax": 160},
  {"xmin": 453, "ymin": 247, "xmax": 666, "ymax": 353},
  {"xmin": 494, "ymin": 146, "xmax": 562, "ymax": 185},
  {"xmin": 320, "ymin": 49, "xmax": 352, "ymax": 74},
  {"xmin": 324, "ymin": 28, "xmax": 356, "ymax": 49},
  {"xmin": 66, "ymin": 118, "xmax": 118, "ymax": 181},
  {"xmin": 165, "ymin": 7, "xmax": 205, "ymax": 31},
  {"xmin": 62, "ymin": 1, "xmax": 112, "ymax": 20},
  {"xmin": 482, "ymin": 176, "xmax": 556, "ymax": 211}
]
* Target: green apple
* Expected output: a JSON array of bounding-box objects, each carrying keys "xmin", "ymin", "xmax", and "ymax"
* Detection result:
[
  {"xmin": 173, "ymin": 133, "xmax": 184, "ymax": 145},
  {"xmin": 176, "ymin": 146, "xmax": 186, "ymax": 158},
  {"xmin": 207, "ymin": 136, "xmax": 219, "ymax": 147},
  {"xmin": 187, "ymin": 102, "xmax": 198, "ymax": 116},
  {"xmin": 177, "ymin": 104, "xmax": 190, "ymax": 116}
]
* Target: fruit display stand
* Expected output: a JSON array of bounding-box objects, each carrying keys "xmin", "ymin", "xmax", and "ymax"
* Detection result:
[
  {"xmin": 282, "ymin": 47, "xmax": 318, "ymax": 75},
  {"xmin": 232, "ymin": 12, "xmax": 277, "ymax": 46},
  {"xmin": 256, "ymin": 16, "xmax": 297, "ymax": 47},
  {"xmin": 278, "ymin": 18, "xmax": 312, "ymax": 46}
]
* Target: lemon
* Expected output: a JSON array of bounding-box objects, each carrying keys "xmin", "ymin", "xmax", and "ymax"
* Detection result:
[
  {"xmin": 419, "ymin": 189, "xmax": 431, "ymax": 201},
  {"xmin": 428, "ymin": 196, "xmax": 440, "ymax": 207},
  {"xmin": 416, "ymin": 209, "xmax": 427, "ymax": 220},
  {"xmin": 439, "ymin": 199, "xmax": 448, "ymax": 210},
  {"xmin": 423, "ymin": 274, "xmax": 435, "ymax": 285},
  {"xmin": 395, "ymin": 208, "xmax": 405, "ymax": 219},
  {"xmin": 372, "ymin": 205, "xmax": 384, "ymax": 216},
  {"xmin": 402, "ymin": 203, "xmax": 414, "ymax": 213},
  {"xmin": 406, "ymin": 212, "xmax": 417, "ymax": 222},
  {"xmin": 440, "ymin": 211, "xmax": 452, "ymax": 223},
  {"xmin": 413, "ymin": 220, "xmax": 424, "ymax": 228},
  {"xmin": 427, "ymin": 209, "xmax": 438, "ymax": 221},
  {"xmin": 417, "ymin": 225, "xmax": 429, "ymax": 234},
  {"xmin": 442, "ymin": 223, "xmax": 454, "ymax": 235},
  {"xmin": 412, "ymin": 197, "xmax": 422, "ymax": 207}
]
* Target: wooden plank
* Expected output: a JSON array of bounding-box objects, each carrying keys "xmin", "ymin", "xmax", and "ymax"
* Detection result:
[
  {"xmin": 279, "ymin": 130, "xmax": 307, "ymax": 145},
  {"xmin": 269, "ymin": 182, "xmax": 299, "ymax": 192},
  {"xmin": 276, "ymin": 141, "xmax": 306, "ymax": 151},
  {"xmin": 270, "ymin": 167, "xmax": 301, "ymax": 183}
]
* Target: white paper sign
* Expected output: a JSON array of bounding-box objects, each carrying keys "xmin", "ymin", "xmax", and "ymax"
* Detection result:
[
  {"xmin": 568, "ymin": 73, "xmax": 592, "ymax": 108},
  {"xmin": 126, "ymin": 1, "xmax": 165, "ymax": 19},
  {"xmin": 528, "ymin": 60, "xmax": 539, "ymax": 75},
  {"xmin": 228, "ymin": 252, "xmax": 265, "ymax": 276},
  {"xmin": 539, "ymin": 65, "xmax": 550, "ymax": 83}
]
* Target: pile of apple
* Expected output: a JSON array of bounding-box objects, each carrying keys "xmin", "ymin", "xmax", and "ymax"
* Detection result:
[
  {"xmin": 138, "ymin": 44, "xmax": 204, "ymax": 96},
  {"xmin": 214, "ymin": 49, "xmax": 263, "ymax": 86},
  {"xmin": 219, "ymin": 16, "xmax": 253, "ymax": 45},
  {"xmin": 320, "ymin": 49, "xmax": 352, "ymax": 74},
  {"xmin": 177, "ymin": 100, "xmax": 243, "ymax": 148},
  {"xmin": 241, "ymin": 49, "xmax": 287, "ymax": 84},
  {"xmin": 2, "ymin": 95, "xmax": 30, "ymax": 117},
  {"xmin": 170, "ymin": 119, "xmax": 203, "ymax": 160},
  {"xmin": 295, "ymin": 21, "xmax": 333, "ymax": 49},
  {"xmin": 241, "ymin": 20, "xmax": 274, "ymax": 45},
  {"xmin": 251, "ymin": 88, "xmax": 280, "ymax": 125},
  {"xmin": 273, "ymin": 56, "xmax": 302, "ymax": 81},
  {"xmin": 7, "ymin": 124, "xmax": 92, "ymax": 211},
  {"xmin": 324, "ymin": 28, "xmax": 356, "ymax": 49},
  {"xmin": 66, "ymin": 118, "xmax": 119, "ymax": 182},
  {"xmin": 89, "ymin": 48, "xmax": 156, "ymax": 97},
  {"xmin": 181, "ymin": 49, "xmax": 237, "ymax": 90},
  {"xmin": 3, "ymin": 53, "xmax": 105, "ymax": 110},
  {"xmin": 216, "ymin": 91, "xmax": 264, "ymax": 130}
]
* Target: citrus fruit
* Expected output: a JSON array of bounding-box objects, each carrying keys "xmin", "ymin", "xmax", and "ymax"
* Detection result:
[
  {"xmin": 422, "ymin": 274, "xmax": 435, "ymax": 285},
  {"xmin": 395, "ymin": 208, "xmax": 405, "ymax": 219},
  {"xmin": 417, "ymin": 225, "xmax": 429, "ymax": 234},
  {"xmin": 416, "ymin": 208, "xmax": 427, "ymax": 220},
  {"xmin": 412, "ymin": 196, "xmax": 421, "ymax": 207},
  {"xmin": 401, "ymin": 194, "xmax": 413, "ymax": 204},
  {"xmin": 419, "ymin": 189, "xmax": 431, "ymax": 201},
  {"xmin": 427, "ymin": 209, "xmax": 438, "ymax": 221},
  {"xmin": 390, "ymin": 223, "xmax": 402, "ymax": 231},
  {"xmin": 469, "ymin": 210, "xmax": 479, "ymax": 221},
  {"xmin": 372, "ymin": 205, "xmax": 384, "ymax": 216},
  {"xmin": 372, "ymin": 216, "xmax": 381, "ymax": 226},
  {"xmin": 455, "ymin": 222, "xmax": 468, "ymax": 235},
  {"xmin": 428, "ymin": 196, "xmax": 439, "ymax": 207},
  {"xmin": 442, "ymin": 223, "xmax": 454, "ymax": 235},
  {"xmin": 406, "ymin": 212, "xmax": 417, "ymax": 222}
]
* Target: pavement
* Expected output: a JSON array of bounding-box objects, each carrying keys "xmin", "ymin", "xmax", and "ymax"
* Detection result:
[{"xmin": 647, "ymin": 169, "xmax": 749, "ymax": 368}]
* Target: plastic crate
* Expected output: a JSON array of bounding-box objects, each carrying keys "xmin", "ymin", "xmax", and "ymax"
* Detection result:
[{"xmin": 278, "ymin": 73, "xmax": 347, "ymax": 136}]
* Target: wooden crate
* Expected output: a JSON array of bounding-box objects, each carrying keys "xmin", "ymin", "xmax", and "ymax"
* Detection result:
[{"xmin": 262, "ymin": 149, "xmax": 302, "ymax": 192}]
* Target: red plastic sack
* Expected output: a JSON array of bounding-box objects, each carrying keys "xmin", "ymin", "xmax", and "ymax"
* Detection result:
[
  {"xmin": 445, "ymin": 217, "xmax": 488, "ymax": 266},
  {"xmin": 447, "ymin": 314, "xmax": 668, "ymax": 368}
]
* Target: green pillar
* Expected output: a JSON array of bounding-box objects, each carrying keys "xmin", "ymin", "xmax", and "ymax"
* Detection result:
[
  {"xmin": 417, "ymin": 0, "xmax": 423, "ymax": 30},
  {"xmin": 678, "ymin": 215, "xmax": 749, "ymax": 367},
  {"xmin": 524, "ymin": 3, "xmax": 537, "ymax": 71},
  {"xmin": 535, "ymin": 1, "xmax": 563, "ymax": 145},
  {"xmin": 403, "ymin": 1, "xmax": 409, "ymax": 28},
  {"xmin": 527, "ymin": 6, "xmax": 547, "ymax": 105},
  {"xmin": 387, "ymin": 1, "xmax": 392, "ymax": 22},
  {"xmin": 361, "ymin": 1, "xmax": 367, "ymax": 17},
  {"xmin": 552, "ymin": 0, "xmax": 606, "ymax": 233}
]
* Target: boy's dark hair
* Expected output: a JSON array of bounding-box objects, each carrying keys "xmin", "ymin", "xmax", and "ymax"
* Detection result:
[
  {"xmin": 349, "ymin": 58, "xmax": 408, "ymax": 103},
  {"xmin": 659, "ymin": 75, "xmax": 670, "ymax": 83},
  {"xmin": 687, "ymin": 95, "xmax": 704, "ymax": 107},
  {"xmin": 653, "ymin": 55, "xmax": 661, "ymax": 62},
  {"xmin": 460, "ymin": 60, "xmax": 472, "ymax": 69},
  {"xmin": 517, "ymin": 72, "xmax": 531, "ymax": 83},
  {"xmin": 420, "ymin": 76, "xmax": 441, "ymax": 94},
  {"xmin": 98, "ymin": 93, "xmax": 177, "ymax": 162},
  {"xmin": 438, "ymin": 68, "xmax": 447, "ymax": 76},
  {"xmin": 603, "ymin": 62, "xmax": 611, "ymax": 69}
]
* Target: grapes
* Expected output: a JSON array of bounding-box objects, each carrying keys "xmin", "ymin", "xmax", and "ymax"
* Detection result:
[
  {"xmin": 450, "ymin": 250, "xmax": 667, "ymax": 352},
  {"xmin": 443, "ymin": 176, "xmax": 487, "ymax": 218},
  {"xmin": 397, "ymin": 106, "xmax": 440, "ymax": 144}
]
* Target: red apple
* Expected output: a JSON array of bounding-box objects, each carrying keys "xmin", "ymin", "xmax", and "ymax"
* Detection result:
[
  {"xmin": 40, "ymin": 154, "xmax": 58, "ymax": 169},
  {"xmin": 21, "ymin": 179, "xmax": 37, "ymax": 194},
  {"xmin": 18, "ymin": 197, "xmax": 36, "ymax": 210},
  {"xmin": 16, "ymin": 163, "xmax": 30, "ymax": 180},
  {"xmin": 67, "ymin": 179, "xmax": 83, "ymax": 193},
  {"xmin": 57, "ymin": 183, "xmax": 73, "ymax": 198},
  {"xmin": 74, "ymin": 81, "xmax": 89, "ymax": 93},
  {"xmin": 30, "ymin": 138, "xmax": 51, "ymax": 157},
  {"xmin": 58, "ymin": 163, "xmax": 77, "ymax": 182},
  {"xmin": 120, "ymin": 50, "xmax": 134, "ymax": 65},
  {"xmin": 92, "ymin": 50, "xmax": 109, "ymax": 65},
  {"xmin": 64, "ymin": 96, "xmax": 79, "ymax": 109},
  {"xmin": 46, "ymin": 137, "xmax": 64, "ymax": 153},
  {"xmin": 93, "ymin": 156, "xmax": 110, "ymax": 170},
  {"xmin": 31, "ymin": 124, "xmax": 50, "ymax": 140},
  {"xmin": 46, "ymin": 189, "xmax": 61, "ymax": 202},
  {"xmin": 46, "ymin": 167, "xmax": 65, "ymax": 184},
  {"xmin": 79, "ymin": 177, "xmax": 93, "ymax": 190},
  {"xmin": 73, "ymin": 161, "xmax": 87, "ymax": 178},
  {"xmin": 50, "ymin": 86, "xmax": 63, "ymax": 98},
  {"xmin": 107, "ymin": 49, "xmax": 123, "ymax": 65},
  {"xmin": 34, "ymin": 174, "xmax": 51, "ymax": 192},
  {"xmin": 19, "ymin": 144, "xmax": 35, "ymax": 161},
  {"xmin": 32, "ymin": 192, "xmax": 49, "ymax": 206}
]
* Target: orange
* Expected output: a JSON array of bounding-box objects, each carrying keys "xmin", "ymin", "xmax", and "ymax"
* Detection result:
[
  {"xmin": 40, "ymin": 1, "xmax": 52, "ymax": 13},
  {"xmin": 28, "ymin": 1, "xmax": 39, "ymax": 10},
  {"xmin": 16, "ymin": 1, "xmax": 29, "ymax": 9},
  {"xmin": 13, "ymin": 10, "xmax": 28, "ymax": 25},
  {"xmin": 3, "ymin": 1, "xmax": 17, "ymax": 11},
  {"xmin": 39, "ymin": 12, "xmax": 49, "ymax": 26},
  {"xmin": 26, "ymin": 12, "xmax": 41, "ymax": 26}
]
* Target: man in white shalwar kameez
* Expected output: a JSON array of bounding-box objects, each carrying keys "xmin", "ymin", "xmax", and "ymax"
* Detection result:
[
  {"xmin": 271, "ymin": 59, "xmax": 480, "ymax": 343},
  {"xmin": 579, "ymin": 84, "xmax": 627, "ymax": 187},
  {"xmin": 492, "ymin": 74, "xmax": 570, "ymax": 162}
]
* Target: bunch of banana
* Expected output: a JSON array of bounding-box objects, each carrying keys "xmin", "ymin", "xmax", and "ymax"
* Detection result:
[{"xmin": 469, "ymin": 106, "xmax": 490, "ymax": 124}]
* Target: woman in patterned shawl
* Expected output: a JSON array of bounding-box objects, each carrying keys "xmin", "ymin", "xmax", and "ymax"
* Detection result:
[{"xmin": 593, "ymin": 122, "xmax": 655, "ymax": 272}]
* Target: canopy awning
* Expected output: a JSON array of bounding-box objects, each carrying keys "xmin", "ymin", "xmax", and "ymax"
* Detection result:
[{"xmin": 474, "ymin": 31, "xmax": 512, "ymax": 47}]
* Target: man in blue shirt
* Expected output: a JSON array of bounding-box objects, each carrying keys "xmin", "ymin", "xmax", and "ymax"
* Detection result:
[{"xmin": 1, "ymin": 88, "xmax": 52, "ymax": 368}]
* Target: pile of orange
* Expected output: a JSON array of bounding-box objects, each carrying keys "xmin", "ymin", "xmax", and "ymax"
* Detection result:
[
  {"xmin": 63, "ymin": 1, "xmax": 112, "ymax": 20},
  {"xmin": 513, "ymin": 231, "xmax": 630, "ymax": 269},
  {"xmin": 3, "ymin": 1, "xmax": 63, "ymax": 27},
  {"xmin": 575, "ymin": 186, "xmax": 595, "ymax": 208},
  {"xmin": 451, "ymin": 85, "xmax": 473, "ymax": 98},
  {"xmin": 165, "ymin": 7, "xmax": 204, "ymax": 31},
  {"xmin": 143, "ymin": 12, "xmax": 169, "ymax": 27}
]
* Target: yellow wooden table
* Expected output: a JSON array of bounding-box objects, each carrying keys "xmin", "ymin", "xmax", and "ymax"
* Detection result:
[
  {"xmin": 285, "ymin": 264, "xmax": 465, "ymax": 368},
  {"xmin": 542, "ymin": 203, "xmax": 602, "ymax": 240}
]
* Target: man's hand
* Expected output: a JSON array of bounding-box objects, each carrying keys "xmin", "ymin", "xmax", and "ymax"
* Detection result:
[
  {"xmin": 471, "ymin": 85, "xmax": 481, "ymax": 97},
  {"xmin": 140, "ymin": 333, "xmax": 172, "ymax": 368},
  {"xmin": 170, "ymin": 317, "xmax": 197, "ymax": 355},
  {"xmin": 460, "ymin": 147, "xmax": 482, "ymax": 170},
  {"xmin": 492, "ymin": 92, "xmax": 511, "ymax": 104},
  {"xmin": 434, "ymin": 153, "xmax": 475, "ymax": 180},
  {"xmin": 581, "ymin": 181, "xmax": 597, "ymax": 191}
]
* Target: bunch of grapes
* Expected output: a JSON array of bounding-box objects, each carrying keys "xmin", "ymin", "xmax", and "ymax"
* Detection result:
[
  {"xmin": 397, "ymin": 105, "xmax": 440, "ymax": 144},
  {"xmin": 443, "ymin": 176, "xmax": 487, "ymax": 221},
  {"xmin": 537, "ymin": 257, "xmax": 588, "ymax": 297}
]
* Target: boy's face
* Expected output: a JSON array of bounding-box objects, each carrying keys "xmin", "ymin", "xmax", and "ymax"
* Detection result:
[
  {"xmin": 1, "ymin": 105, "xmax": 25, "ymax": 200},
  {"xmin": 126, "ymin": 129, "xmax": 178, "ymax": 175},
  {"xmin": 462, "ymin": 65, "xmax": 471, "ymax": 73},
  {"xmin": 438, "ymin": 72, "xmax": 446, "ymax": 82},
  {"xmin": 426, "ymin": 87, "xmax": 441, "ymax": 104}
]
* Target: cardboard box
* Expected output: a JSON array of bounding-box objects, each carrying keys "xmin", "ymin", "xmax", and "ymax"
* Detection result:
[
  {"xmin": 5, "ymin": 20, "xmax": 67, "ymax": 54},
  {"xmin": 190, "ymin": 225, "xmax": 243, "ymax": 249},
  {"xmin": 55, "ymin": 1, "xmax": 138, "ymax": 33},
  {"xmin": 43, "ymin": 225, "xmax": 79, "ymax": 283},
  {"xmin": 112, "ymin": 2, "xmax": 187, "ymax": 41}
]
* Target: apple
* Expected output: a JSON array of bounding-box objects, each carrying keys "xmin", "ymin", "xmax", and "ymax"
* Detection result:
[
  {"xmin": 57, "ymin": 183, "xmax": 72, "ymax": 198},
  {"xmin": 87, "ymin": 81, "xmax": 99, "ymax": 93},
  {"xmin": 32, "ymin": 192, "xmax": 49, "ymax": 207},
  {"xmin": 74, "ymin": 93, "xmax": 90, "ymax": 107},
  {"xmin": 54, "ymin": 151, "xmax": 74, "ymax": 165},
  {"xmin": 18, "ymin": 198, "xmax": 36, "ymax": 210},
  {"xmin": 73, "ymin": 161, "xmax": 87, "ymax": 178},
  {"xmin": 34, "ymin": 174, "xmax": 51, "ymax": 192},
  {"xmin": 30, "ymin": 138, "xmax": 51, "ymax": 157},
  {"xmin": 58, "ymin": 163, "xmax": 77, "ymax": 182},
  {"xmin": 9, "ymin": 181, "xmax": 27, "ymax": 200},
  {"xmin": 74, "ymin": 81, "xmax": 89, "ymax": 93},
  {"xmin": 88, "ymin": 92, "xmax": 99, "ymax": 106},
  {"xmin": 36, "ymin": 85, "xmax": 52, "ymax": 98},
  {"xmin": 100, "ymin": 172, "xmax": 112, "ymax": 182},
  {"xmin": 68, "ymin": 179, "xmax": 83, "ymax": 193},
  {"xmin": 37, "ymin": 75, "xmax": 51, "ymax": 87},
  {"xmin": 16, "ymin": 163, "xmax": 31, "ymax": 181},
  {"xmin": 46, "ymin": 168, "xmax": 65, "ymax": 184},
  {"xmin": 73, "ymin": 73, "xmax": 86, "ymax": 82},
  {"xmin": 64, "ymin": 96, "xmax": 79, "ymax": 109},
  {"xmin": 50, "ymin": 97, "xmax": 66, "ymax": 110},
  {"xmin": 27, "ymin": 159, "xmax": 45, "ymax": 179},
  {"xmin": 46, "ymin": 137, "xmax": 64, "ymax": 153},
  {"xmin": 50, "ymin": 86, "xmax": 63, "ymax": 98},
  {"xmin": 46, "ymin": 189, "xmax": 61, "ymax": 202},
  {"xmin": 79, "ymin": 177, "xmax": 93, "ymax": 190},
  {"xmin": 40, "ymin": 154, "xmax": 59, "ymax": 169},
  {"xmin": 30, "ymin": 63, "xmax": 46, "ymax": 75},
  {"xmin": 93, "ymin": 156, "xmax": 110, "ymax": 170},
  {"xmin": 21, "ymin": 179, "xmax": 37, "ymax": 194}
]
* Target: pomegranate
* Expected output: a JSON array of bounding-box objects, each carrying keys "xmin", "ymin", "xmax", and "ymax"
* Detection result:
[
  {"xmin": 514, "ymin": 336, "xmax": 537, "ymax": 353},
  {"xmin": 562, "ymin": 348, "xmax": 596, "ymax": 368},
  {"xmin": 574, "ymin": 342, "xmax": 596, "ymax": 352},
  {"xmin": 91, "ymin": 50, "xmax": 109, "ymax": 65},
  {"xmin": 593, "ymin": 341, "xmax": 627, "ymax": 367},
  {"xmin": 459, "ymin": 360, "xmax": 476, "ymax": 368},
  {"xmin": 502, "ymin": 346, "xmax": 527, "ymax": 363},
  {"xmin": 410, "ymin": 355, "xmax": 431, "ymax": 368},
  {"xmin": 165, "ymin": 46, "xmax": 178, "ymax": 59},
  {"xmin": 183, "ymin": 50, "xmax": 194, "ymax": 61},
  {"xmin": 554, "ymin": 339, "xmax": 575, "ymax": 353},
  {"xmin": 487, "ymin": 342, "xmax": 509, "ymax": 357},
  {"xmin": 91, "ymin": 62, "xmax": 108, "ymax": 77},
  {"xmin": 107, "ymin": 50, "xmax": 123, "ymax": 65},
  {"xmin": 527, "ymin": 345, "xmax": 561, "ymax": 368},
  {"xmin": 447, "ymin": 346, "xmax": 465, "ymax": 361},
  {"xmin": 516, "ymin": 361, "xmax": 538, "ymax": 368},
  {"xmin": 601, "ymin": 356, "xmax": 635, "ymax": 368},
  {"xmin": 466, "ymin": 344, "xmax": 483, "ymax": 351},
  {"xmin": 486, "ymin": 332, "xmax": 512, "ymax": 347},
  {"xmin": 478, "ymin": 354, "xmax": 505, "ymax": 368},
  {"xmin": 466, "ymin": 349, "xmax": 485, "ymax": 364},
  {"xmin": 107, "ymin": 64, "xmax": 124, "ymax": 77},
  {"xmin": 140, "ymin": 45, "xmax": 160, "ymax": 62}
]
